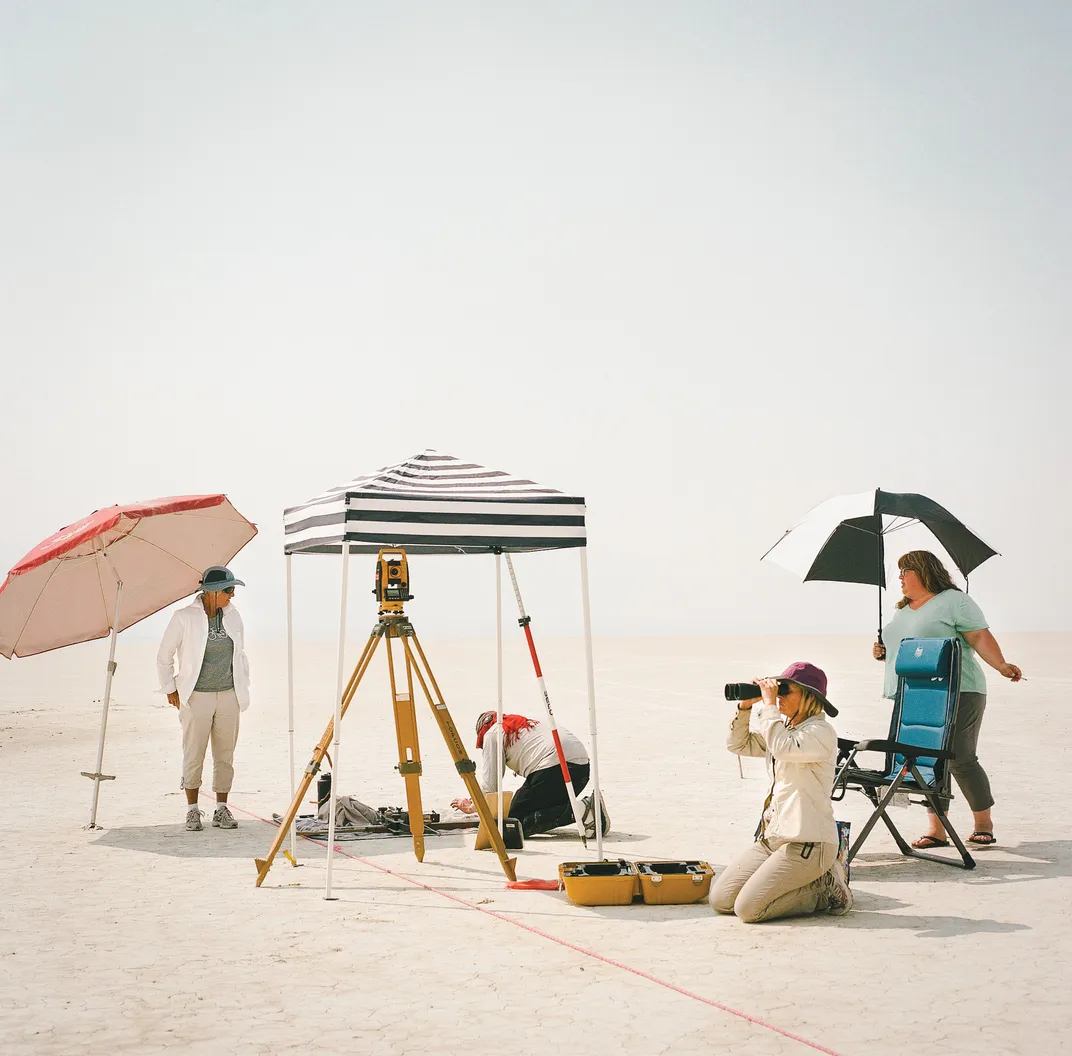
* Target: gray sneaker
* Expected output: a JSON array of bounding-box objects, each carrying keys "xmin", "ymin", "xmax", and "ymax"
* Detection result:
[
  {"xmin": 822, "ymin": 859, "xmax": 853, "ymax": 915},
  {"xmin": 185, "ymin": 808, "xmax": 204, "ymax": 832},
  {"xmin": 212, "ymin": 804, "xmax": 238, "ymax": 829},
  {"xmin": 581, "ymin": 791, "xmax": 610, "ymax": 839}
]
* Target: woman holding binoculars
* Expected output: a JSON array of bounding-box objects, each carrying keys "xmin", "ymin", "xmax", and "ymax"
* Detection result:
[{"xmin": 709, "ymin": 661, "xmax": 852, "ymax": 923}]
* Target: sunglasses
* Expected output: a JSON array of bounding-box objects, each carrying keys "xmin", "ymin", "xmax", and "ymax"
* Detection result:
[{"xmin": 222, "ymin": 586, "xmax": 235, "ymax": 595}]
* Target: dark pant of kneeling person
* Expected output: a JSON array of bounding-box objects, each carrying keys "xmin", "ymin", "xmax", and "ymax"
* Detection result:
[
  {"xmin": 508, "ymin": 762, "xmax": 589, "ymax": 836},
  {"xmin": 710, "ymin": 837, "xmax": 836, "ymax": 923}
]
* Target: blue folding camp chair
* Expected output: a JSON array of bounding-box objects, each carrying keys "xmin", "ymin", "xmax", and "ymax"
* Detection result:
[{"xmin": 831, "ymin": 637, "xmax": 975, "ymax": 870}]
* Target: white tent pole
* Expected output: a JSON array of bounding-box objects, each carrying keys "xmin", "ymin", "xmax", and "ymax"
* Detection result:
[
  {"xmin": 579, "ymin": 548, "xmax": 602, "ymax": 859},
  {"xmin": 495, "ymin": 551, "xmax": 504, "ymax": 835},
  {"xmin": 285, "ymin": 553, "xmax": 297, "ymax": 862},
  {"xmin": 505, "ymin": 552, "xmax": 587, "ymax": 844},
  {"xmin": 324, "ymin": 543, "xmax": 350, "ymax": 901},
  {"xmin": 85, "ymin": 576, "xmax": 123, "ymax": 829}
]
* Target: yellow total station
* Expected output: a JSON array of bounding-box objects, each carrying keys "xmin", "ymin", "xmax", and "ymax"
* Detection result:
[{"xmin": 373, "ymin": 549, "xmax": 412, "ymax": 614}]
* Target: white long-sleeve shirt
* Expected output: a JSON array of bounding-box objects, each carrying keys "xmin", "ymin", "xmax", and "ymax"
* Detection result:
[
  {"xmin": 157, "ymin": 599, "xmax": 251, "ymax": 710},
  {"xmin": 477, "ymin": 720, "xmax": 588, "ymax": 793},
  {"xmin": 728, "ymin": 704, "xmax": 838, "ymax": 845}
]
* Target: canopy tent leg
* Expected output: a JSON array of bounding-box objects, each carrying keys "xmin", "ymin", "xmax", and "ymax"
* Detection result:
[
  {"xmin": 495, "ymin": 552, "xmax": 504, "ymax": 835},
  {"xmin": 285, "ymin": 554, "xmax": 298, "ymax": 863},
  {"xmin": 504, "ymin": 553, "xmax": 587, "ymax": 845},
  {"xmin": 579, "ymin": 548, "xmax": 602, "ymax": 859},
  {"xmin": 324, "ymin": 544, "xmax": 350, "ymax": 901},
  {"xmin": 84, "ymin": 578, "xmax": 123, "ymax": 829}
]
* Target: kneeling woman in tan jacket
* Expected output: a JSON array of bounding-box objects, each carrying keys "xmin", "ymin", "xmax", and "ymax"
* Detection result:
[{"xmin": 710, "ymin": 662, "xmax": 851, "ymax": 923}]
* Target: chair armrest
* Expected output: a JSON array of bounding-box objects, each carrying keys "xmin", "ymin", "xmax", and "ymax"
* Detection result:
[
  {"xmin": 838, "ymin": 737, "xmax": 889, "ymax": 753},
  {"xmin": 856, "ymin": 738, "xmax": 955, "ymax": 760}
]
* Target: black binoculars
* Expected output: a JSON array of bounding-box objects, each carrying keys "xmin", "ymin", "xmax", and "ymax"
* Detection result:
[{"xmin": 724, "ymin": 680, "xmax": 790, "ymax": 701}]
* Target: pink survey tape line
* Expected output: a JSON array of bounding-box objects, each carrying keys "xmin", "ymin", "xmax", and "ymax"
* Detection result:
[{"xmin": 233, "ymin": 799, "xmax": 846, "ymax": 1056}]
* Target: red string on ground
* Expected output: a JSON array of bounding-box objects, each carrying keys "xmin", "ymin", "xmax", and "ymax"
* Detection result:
[{"xmin": 233, "ymin": 800, "xmax": 847, "ymax": 1056}]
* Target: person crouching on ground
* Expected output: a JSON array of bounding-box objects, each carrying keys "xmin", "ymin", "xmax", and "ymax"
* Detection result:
[
  {"xmin": 710, "ymin": 662, "xmax": 851, "ymax": 922},
  {"xmin": 451, "ymin": 711, "xmax": 609, "ymax": 838},
  {"xmin": 156, "ymin": 566, "xmax": 251, "ymax": 832}
]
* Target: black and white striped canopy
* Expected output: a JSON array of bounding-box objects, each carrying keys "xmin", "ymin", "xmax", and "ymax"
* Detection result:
[{"xmin": 284, "ymin": 450, "xmax": 587, "ymax": 556}]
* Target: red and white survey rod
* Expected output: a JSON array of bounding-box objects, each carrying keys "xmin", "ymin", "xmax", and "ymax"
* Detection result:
[{"xmin": 504, "ymin": 553, "xmax": 589, "ymax": 846}]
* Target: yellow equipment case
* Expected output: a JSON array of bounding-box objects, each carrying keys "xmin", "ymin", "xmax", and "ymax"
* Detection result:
[
  {"xmin": 634, "ymin": 860, "xmax": 714, "ymax": 904},
  {"xmin": 559, "ymin": 859, "xmax": 639, "ymax": 906}
]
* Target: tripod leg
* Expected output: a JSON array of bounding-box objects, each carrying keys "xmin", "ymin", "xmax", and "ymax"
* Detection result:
[
  {"xmin": 385, "ymin": 633, "xmax": 425, "ymax": 862},
  {"xmin": 255, "ymin": 630, "xmax": 382, "ymax": 886},
  {"xmin": 403, "ymin": 634, "xmax": 517, "ymax": 881}
]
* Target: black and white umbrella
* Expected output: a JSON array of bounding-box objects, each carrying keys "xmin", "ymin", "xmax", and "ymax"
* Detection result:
[{"xmin": 761, "ymin": 488, "xmax": 998, "ymax": 641}]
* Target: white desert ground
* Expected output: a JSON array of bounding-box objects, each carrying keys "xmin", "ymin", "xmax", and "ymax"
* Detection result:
[{"xmin": 1, "ymin": 631, "xmax": 1068, "ymax": 1056}]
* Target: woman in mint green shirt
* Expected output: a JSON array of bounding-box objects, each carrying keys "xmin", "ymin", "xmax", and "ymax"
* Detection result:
[{"xmin": 872, "ymin": 550, "xmax": 1022, "ymax": 849}]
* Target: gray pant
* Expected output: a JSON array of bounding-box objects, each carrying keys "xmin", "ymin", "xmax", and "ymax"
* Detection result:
[
  {"xmin": 930, "ymin": 691, "xmax": 994, "ymax": 813},
  {"xmin": 710, "ymin": 838, "xmax": 836, "ymax": 923}
]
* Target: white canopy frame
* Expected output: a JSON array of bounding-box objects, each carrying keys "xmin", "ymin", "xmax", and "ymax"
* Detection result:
[{"xmin": 280, "ymin": 451, "xmax": 602, "ymax": 899}]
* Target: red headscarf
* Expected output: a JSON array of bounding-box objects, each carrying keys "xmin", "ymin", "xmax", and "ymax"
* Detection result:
[{"xmin": 476, "ymin": 713, "xmax": 537, "ymax": 750}]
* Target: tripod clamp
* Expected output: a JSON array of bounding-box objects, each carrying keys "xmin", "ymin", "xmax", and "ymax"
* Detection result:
[{"xmin": 373, "ymin": 615, "xmax": 415, "ymax": 638}]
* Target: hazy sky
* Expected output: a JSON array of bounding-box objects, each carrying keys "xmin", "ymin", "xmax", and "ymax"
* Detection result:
[{"xmin": 2, "ymin": 3, "xmax": 1068, "ymax": 645}]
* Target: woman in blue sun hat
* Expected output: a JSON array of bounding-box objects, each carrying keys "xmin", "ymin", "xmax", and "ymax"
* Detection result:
[
  {"xmin": 157, "ymin": 566, "xmax": 251, "ymax": 832},
  {"xmin": 710, "ymin": 662, "xmax": 852, "ymax": 923}
]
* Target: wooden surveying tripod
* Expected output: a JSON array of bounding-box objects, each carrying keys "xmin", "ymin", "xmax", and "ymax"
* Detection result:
[{"xmin": 255, "ymin": 549, "xmax": 518, "ymax": 887}]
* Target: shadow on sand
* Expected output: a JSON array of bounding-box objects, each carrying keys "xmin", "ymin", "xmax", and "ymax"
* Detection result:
[
  {"xmin": 91, "ymin": 821, "xmax": 305, "ymax": 859},
  {"xmin": 575, "ymin": 892, "xmax": 1030, "ymax": 938},
  {"xmin": 849, "ymin": 839, "xmax": 1072, "ymax": 885},
  {"xmin": 90, "ymin": 820, "xmax": 472, "ymax": 861}
]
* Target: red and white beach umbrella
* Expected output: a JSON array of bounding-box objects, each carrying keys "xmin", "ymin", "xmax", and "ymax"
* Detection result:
[{"xmin": 0, "ymin": 494, "xmax": 258, "ymax": 826}]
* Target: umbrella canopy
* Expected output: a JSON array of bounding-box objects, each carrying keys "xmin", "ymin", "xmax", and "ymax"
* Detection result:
[
  {"xmin": 762, "ymin": 488, "xmax": 998, "ymax": 641},
  {"xmin": 762, "ymin": 488, "xmax": 998, "ymax": 588},
  {"xmin": 0, "ymin": 494, "xmax": 258, "ymax": 657}
]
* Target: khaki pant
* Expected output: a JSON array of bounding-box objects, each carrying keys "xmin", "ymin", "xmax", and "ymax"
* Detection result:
[
  {"xmin": 181, "ymin": 690, "xmax": 241, "ymax": 793},
  {"xmin": 710, "ymin": 838, "xmax": 836, "ymax": 923}
]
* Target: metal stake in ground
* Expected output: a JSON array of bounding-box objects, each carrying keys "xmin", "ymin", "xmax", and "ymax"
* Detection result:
[{"xmin": 503, "ymin": 553, "xmax": 589, "ymax": 847}]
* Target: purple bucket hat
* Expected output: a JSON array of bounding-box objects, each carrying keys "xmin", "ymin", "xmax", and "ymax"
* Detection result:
[{"xmin": 777, "ymin": 661, "xmax": 838, "ymax": 717}]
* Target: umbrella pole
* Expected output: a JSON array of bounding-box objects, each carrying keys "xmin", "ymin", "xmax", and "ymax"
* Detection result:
[
  {"xmin": 495, "ymin": 552, "xmax": 504, "ymax": 836},
  {"xmin": 579, "ymin": 548, "xmax": 603, "ymax": 859},
  {"xmin": 285, "ymin": 554, "xmax": 297, "ymax": 863},
  {"xmin": 504, "ymin": 553, "xmax": 588, "ymax": 845},
  {"xmin": 877, "ymin": 535, "xmax": 885, "ymax": 646},
  {"xmin": 324, "ymin": 544, "xmax": 350, "ymax": 901},
  {"xmin": 85, "ymin": 579, "xmax": 123, "ymax": 829}
]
